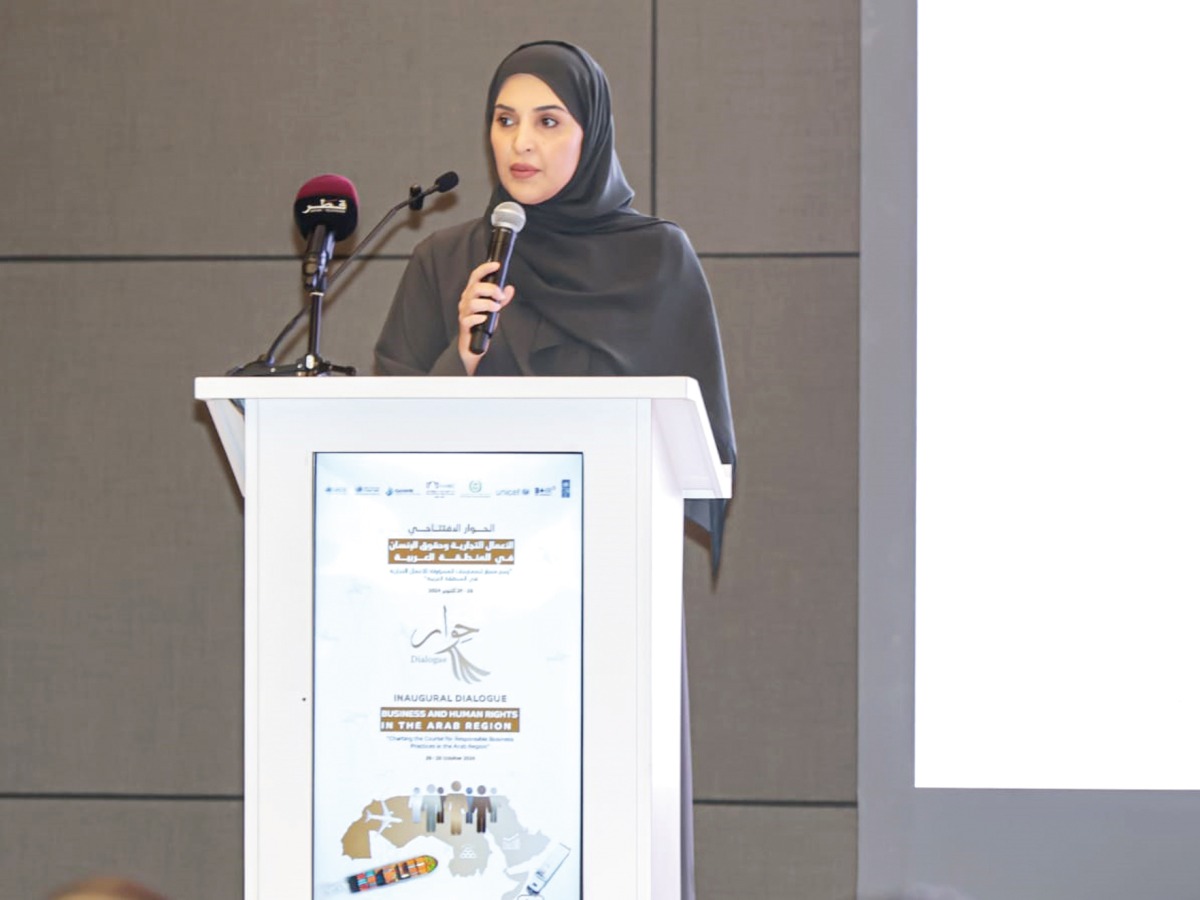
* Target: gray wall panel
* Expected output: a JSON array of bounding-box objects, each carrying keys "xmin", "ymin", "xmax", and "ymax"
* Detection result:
[
  {"xmin": 695, "ymin": 805, "xmax": 857, "ymax": 900},
  {"xmin": 657, "ymin": 0, "xmax": 859, "ymax": 252},
  {"xmin": 0, "ymin": 260, "xmax": 403, "ymax": 793},
  {"xmin": 0, "ymin": 1, "xmax": 651, "ymax": 256},
  {"xmin": 0, "ymin": 797, "xmax": 241, "ymax": 900},
  {"xmin": 685, "ymin": 258, "xmax": 858, "ymax": 802}
]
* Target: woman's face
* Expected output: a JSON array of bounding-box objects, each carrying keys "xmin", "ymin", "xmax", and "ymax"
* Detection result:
[{"xmin": 491, "ymin": 73, "xmax": 584, "ymax": 206}]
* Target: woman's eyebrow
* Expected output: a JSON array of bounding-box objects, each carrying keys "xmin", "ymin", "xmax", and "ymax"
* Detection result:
[{"xmin": 493, "ymin": 103, "xmax": 569, "ymax": 113}]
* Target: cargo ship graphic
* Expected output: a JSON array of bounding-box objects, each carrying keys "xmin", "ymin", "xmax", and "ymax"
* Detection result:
[{"xmin": 347, "ymin": 855, "xmax": 438, "ymax": 892}]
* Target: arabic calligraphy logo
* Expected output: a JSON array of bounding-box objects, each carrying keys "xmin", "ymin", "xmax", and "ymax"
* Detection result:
[
  {"xmin": 411, "ymin": 606, "xmax": 489, "ymax": 684},
  {"xmin": 303, "ymin": 198, "xmax": 349, "ymax": 214}
]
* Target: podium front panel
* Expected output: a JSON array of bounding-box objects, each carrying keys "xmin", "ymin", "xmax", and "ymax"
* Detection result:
[{"xmin": 233, "ymin": 394, "xmax": 682, "ymax": 900}]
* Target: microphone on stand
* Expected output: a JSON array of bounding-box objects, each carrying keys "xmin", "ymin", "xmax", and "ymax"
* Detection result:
[
  {"xmin": 290, "ymin": 174, "xmax": 359, "ymax": 374},
  {"xmin": 326, "ymin": 171, "xmax": 458, "ymax": 289},
  {"xmin": 469, "ymin": 201, "xmax": 526, "ymax": 355},
  {"xmin": 293, "ymin": 174, "xmax": 359, "ymax": 292},
  {"xmin": 229, "ymin": 171, "xmax": 460, "ymax": 377}
]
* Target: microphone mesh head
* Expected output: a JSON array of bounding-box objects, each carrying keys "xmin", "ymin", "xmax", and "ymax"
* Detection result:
[
  {"xmin": 491, "ymin": 201, "xmax": 526, "ymax": 234},
  {"xmin": 293, "ymin": 173, "xmax": 359, "ymax": 240},
  {"xmin": 295, "ymin": 173, "xmax": 358, "ymax": 205}
]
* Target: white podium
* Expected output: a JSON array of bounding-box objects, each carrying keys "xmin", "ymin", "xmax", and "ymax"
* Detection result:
[{"xmin": 195, "ymin": 376, "xmax": 731, "ymax": 900}]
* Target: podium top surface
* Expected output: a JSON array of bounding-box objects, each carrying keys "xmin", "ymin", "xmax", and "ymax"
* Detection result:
[
  {"xmin": 195, "ymin": 375, "xmax": 732, "ymax": 498},
  {"xmin": 195, "ymin": 375, "xmax": 706, "ymax": 403}
]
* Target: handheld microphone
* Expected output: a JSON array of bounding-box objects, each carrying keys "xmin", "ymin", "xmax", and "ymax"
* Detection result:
[
  {"xmin": 293, "ymin": 174, "xmax": 359, "ymax": 291},
  {"xmin": 469, "ymin": 201, "xmax": 526, "ymax": 355}
]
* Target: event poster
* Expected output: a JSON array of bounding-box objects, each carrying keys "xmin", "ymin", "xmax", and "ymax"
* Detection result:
[{"xmin": 312, "ymin": 452, "xmax": 583, "ymax": 899}]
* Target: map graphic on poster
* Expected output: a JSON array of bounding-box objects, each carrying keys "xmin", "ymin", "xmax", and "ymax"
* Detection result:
[{"xmin": 312, "ymin": 453, "xmax": 583, "ymax": 899}]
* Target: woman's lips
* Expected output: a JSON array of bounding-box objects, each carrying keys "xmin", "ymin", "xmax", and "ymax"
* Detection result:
[{"xmin": 510, "ymin": 164, "xmax": 539, "ymax": 179}]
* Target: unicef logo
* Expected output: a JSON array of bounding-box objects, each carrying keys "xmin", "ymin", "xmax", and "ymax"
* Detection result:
[{"xmin": 469, "ymin": 480, "xmax": 483, "ymax": 493}]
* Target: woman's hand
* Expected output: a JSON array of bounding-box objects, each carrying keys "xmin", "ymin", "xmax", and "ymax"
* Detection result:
[{"xmin": 457, "ymin": 260, "xmax": 515, "ymax": 375}]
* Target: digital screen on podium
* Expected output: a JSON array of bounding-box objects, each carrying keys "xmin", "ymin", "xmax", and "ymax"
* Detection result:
[{"xmin": 312, "ymin": 452, "xmax": 583, "ymax": 898}]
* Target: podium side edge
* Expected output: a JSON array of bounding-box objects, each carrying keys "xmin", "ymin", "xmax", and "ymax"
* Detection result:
[{"xmin": 203, "ymin": 397, "xmax": 247, "ymax": 497}]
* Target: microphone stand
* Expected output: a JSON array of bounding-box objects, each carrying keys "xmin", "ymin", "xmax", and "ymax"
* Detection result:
[
  {"xmin": 229, "ymin": 174, "xmax": 458, "ymax": 378},
  {"xmin": 302, "ymin": 239, "xmax": 357, "ymax": 376},
  {"xmin": 229, "ymin": 235, "xmax": 355, "ymax": 377}
]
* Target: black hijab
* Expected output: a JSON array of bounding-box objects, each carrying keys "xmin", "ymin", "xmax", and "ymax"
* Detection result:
[
  {"xmin": 486, "ymin": 41, "xmax": 641, "ymax": 232},
  {"xmin": 482, "ymin": 40, "xmax": 736, "ymax": 569}
]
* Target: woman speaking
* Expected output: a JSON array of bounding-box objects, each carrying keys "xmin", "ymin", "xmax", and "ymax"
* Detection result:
[{"xmin": 375, "ymin": 41, "xmax": 736, "ymax": 900}]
